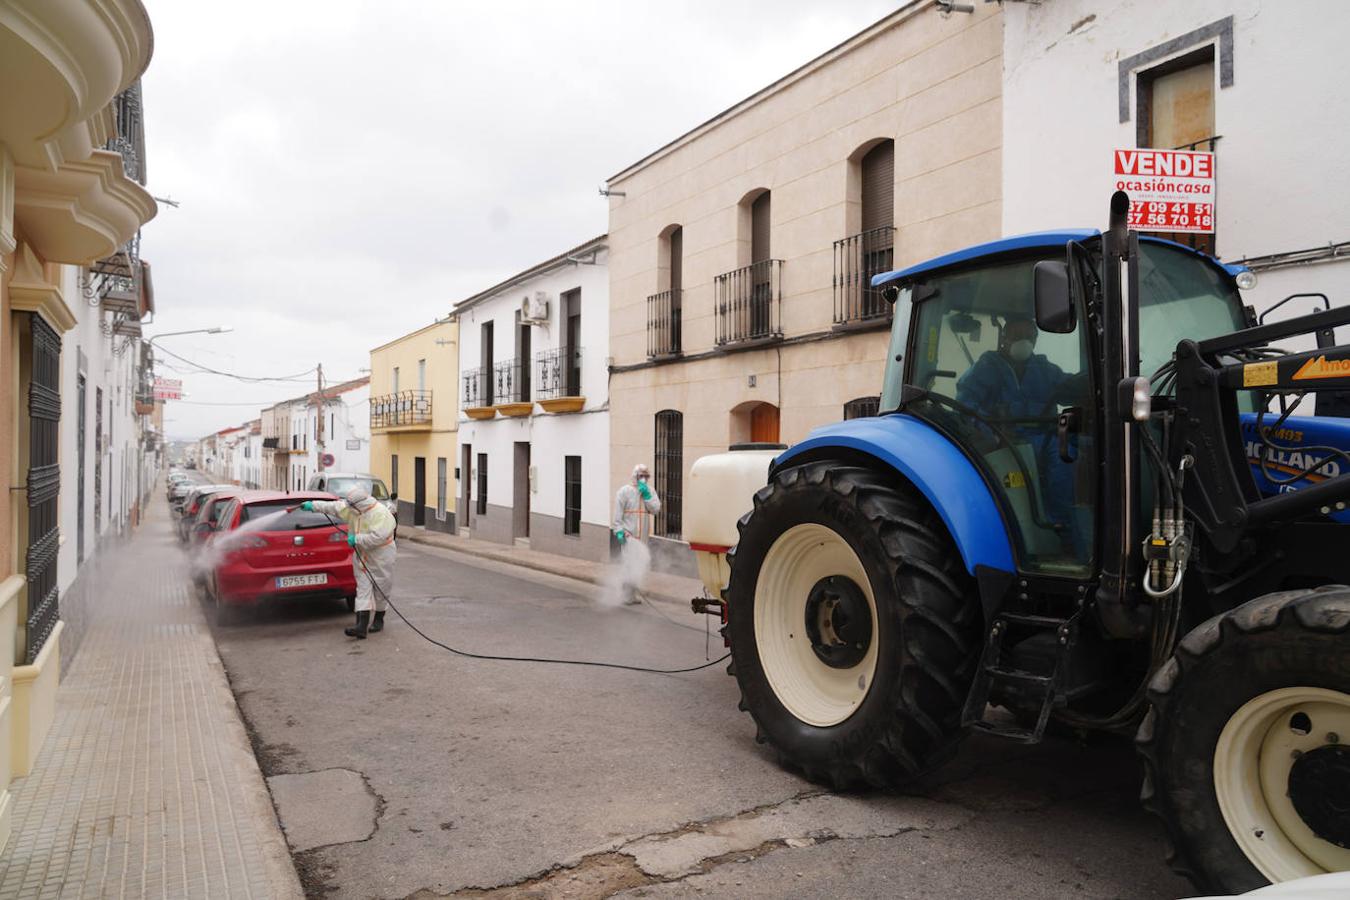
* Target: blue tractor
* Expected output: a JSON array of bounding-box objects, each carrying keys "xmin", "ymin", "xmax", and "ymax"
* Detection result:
[{"xmin": 685, "ymin": 193, "xmax": 1350, "ymax": 894}]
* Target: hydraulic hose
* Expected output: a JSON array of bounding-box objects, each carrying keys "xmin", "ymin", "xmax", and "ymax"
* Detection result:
[{"xmin": 320, "ymin": 510, "xmax": 730, "ymax": 676}]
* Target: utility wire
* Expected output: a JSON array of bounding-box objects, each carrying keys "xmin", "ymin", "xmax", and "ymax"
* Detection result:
[{"xmin": 154, "ymin": 345, "xmax": 317, "ymax": 383}]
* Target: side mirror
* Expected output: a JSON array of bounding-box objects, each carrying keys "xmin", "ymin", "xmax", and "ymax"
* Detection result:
[
  {"xmin": 1033, "ymin": 260, "xmax": 1075, "ymax": 334},
  {"xmin": 390, "ymin": 493, "xmax": 398, "ymax": 502}
]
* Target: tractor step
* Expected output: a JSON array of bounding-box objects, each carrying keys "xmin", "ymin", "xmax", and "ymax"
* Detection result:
[{"xmin": 961, "ymin": 607, "xmax": 1083, "ymax": 743}]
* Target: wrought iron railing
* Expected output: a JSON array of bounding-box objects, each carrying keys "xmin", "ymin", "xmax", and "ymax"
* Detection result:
[
  {"xmin": 462, "ymin": 367, "xmax": 491, "ymax": 408},
  {"xmin": 647, "ymin": 289, "xmax": 682, "ymax": 357},
  {"xmin": 715, "ymin": 260, "xmax": 783, "ymax": 346},
  {"xmin": 537, "ymin": 347, "xmax": 583, "ymax": 399},
  {"xmin": 370, "ymin": 390, "xmax": 432, "ymax": 428},
  {"xmin": 493, "ymin": 359, "xmax": 529, "ymax": 404},
  {"xmin": 106, "ymin": 81, "xmax": 147, "ymax": 185},
  {"xmin": 833, "ymin": 226, "xmax": 895, "ymax": 326}
]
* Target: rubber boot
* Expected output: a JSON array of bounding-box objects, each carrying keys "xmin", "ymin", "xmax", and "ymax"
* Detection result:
[
  {"xmin": 345, "ymin": 610, "xmax": 370, "ymax": 639},
  {"xmin": 368, "ymin": 611, "xmax": 385, "ymax": 633}
]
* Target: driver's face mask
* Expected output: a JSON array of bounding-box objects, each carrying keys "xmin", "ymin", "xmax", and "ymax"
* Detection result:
[{"xmin": 1008, "ymin": 339, "xmax": 1034, "ymax": 363}]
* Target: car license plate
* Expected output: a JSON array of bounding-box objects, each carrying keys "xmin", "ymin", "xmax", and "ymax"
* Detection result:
[{"xmin": 277, "ymin": 573, "xmax": 327, "ymax": 588}]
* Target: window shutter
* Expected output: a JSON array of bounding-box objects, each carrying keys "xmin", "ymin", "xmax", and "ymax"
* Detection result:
[
  {"xmin": 751, "ymin": 192, "xmax": 771, "ymax": 263},
  {"xmin": 861, "ymin": 141, "xmax": 894, "ymax": 233}
]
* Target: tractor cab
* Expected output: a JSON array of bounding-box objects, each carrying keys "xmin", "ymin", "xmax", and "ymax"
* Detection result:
[{"xmin": 873, "ymin": 231, "xmax": 1254, "ymax": 582}]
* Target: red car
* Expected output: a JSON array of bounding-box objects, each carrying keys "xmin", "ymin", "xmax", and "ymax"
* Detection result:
[{"xmin": 204, "ymin": 490, "xmax": 357, "ymax": 624}]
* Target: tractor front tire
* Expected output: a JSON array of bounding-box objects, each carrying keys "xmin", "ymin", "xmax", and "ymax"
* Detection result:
[
  {"xmin": 725, "ymin": 462, "xmax": 979, "ymax": 790},
  {"xmin": 1137, "ymin": 585, "xmax": 1350, "ymax": 894}
]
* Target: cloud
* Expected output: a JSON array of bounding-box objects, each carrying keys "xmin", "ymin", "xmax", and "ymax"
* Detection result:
[{"xmin": 140, "ymin": 0, "xmax": 899, "ymax": 438}]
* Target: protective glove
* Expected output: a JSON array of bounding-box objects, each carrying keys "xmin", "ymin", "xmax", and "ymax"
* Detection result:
[
  {"xmin": 637, "ymin": 480, "xmax": 652, "ymax": 501},
  {"xmin": 614, "ymin": 528, "xmax": 627, "ymax": 545},
  {"xmin": 347, "ymin": 532, "xmax": 357, "ymax": 549},
  {"xmin": 300, "ymin": 501, "xmax": 315, "ymax": 512}
]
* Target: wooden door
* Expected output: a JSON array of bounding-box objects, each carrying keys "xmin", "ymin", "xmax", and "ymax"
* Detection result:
[{"xmin": 750, "ymin": 404, "xmax": 780, "ymax": 444}]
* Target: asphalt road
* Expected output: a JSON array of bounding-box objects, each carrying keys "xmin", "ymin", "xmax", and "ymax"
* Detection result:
[{"xmin": 203, "ymin": 538, "xmax": 1195, "ymax": 900}]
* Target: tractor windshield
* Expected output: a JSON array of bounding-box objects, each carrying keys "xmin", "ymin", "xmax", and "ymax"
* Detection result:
[
  {"xmin": 886, "ymin": 255, "xmax": 1098, "ymax": 576},
  {"xmin": 1136, "ymin": 241, "xmax": 1248, "ymax": 382}
]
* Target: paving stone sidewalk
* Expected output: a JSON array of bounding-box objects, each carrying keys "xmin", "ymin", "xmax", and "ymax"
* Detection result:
[{"xmin": 0, "ymin": 499, "xmax": 302, "ymax": 899}]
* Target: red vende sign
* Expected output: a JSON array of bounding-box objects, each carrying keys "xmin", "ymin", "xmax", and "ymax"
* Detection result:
[{"xmin": 1113, "ymin": 148, "xmax": 1215, "ymax": 234}]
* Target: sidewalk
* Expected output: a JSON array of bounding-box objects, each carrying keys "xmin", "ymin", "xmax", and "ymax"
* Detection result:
[
  {"xmin": 0, "ymin": 500, "xmax": 302, "ymax": 899},
  {"xmin": 398, "ymin": 527, "xmax": 709, "ymax": 607}
]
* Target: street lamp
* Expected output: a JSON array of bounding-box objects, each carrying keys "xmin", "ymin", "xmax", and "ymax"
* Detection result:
[{"xmin": 145, "ymin": 326, "xmax": 233, "ymax": 347}]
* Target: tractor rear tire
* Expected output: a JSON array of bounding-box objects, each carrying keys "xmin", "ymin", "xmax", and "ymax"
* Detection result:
[
  {"xmin": 1137, "ymin": 585, "xmax": 1350, "ymax": 894},
  {"xmin": 725, "ymin": 462, "xmax": 979, "ymax": 790}
]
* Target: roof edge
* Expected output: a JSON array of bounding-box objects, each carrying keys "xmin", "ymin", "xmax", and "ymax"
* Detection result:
[
  {"xmin": 606, "ymin": 0, "xmax": 929, "ymax": 184},
  {"xmin": 453, "ymin": 234, "xmax": 608, "ymax": 315}
]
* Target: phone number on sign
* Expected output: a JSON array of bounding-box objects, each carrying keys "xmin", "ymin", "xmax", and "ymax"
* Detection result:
[{"xmin": 1128, "ymin": 201, "xmax": 1213, "ymax": 232}]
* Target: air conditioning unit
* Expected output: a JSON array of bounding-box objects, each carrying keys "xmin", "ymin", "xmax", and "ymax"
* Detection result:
[{"xmin": 521, "ymin": 291, "xmax": 551, "ymax": 324}]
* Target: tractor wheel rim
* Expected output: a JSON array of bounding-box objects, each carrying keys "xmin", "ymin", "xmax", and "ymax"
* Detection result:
[
  {"xmin": 1214, "ymin": 686, "xmax": 1350, "ymax": 882},
  {"xmin": 754, "ymin": 523, "xmax": 879, "ymax": 727}
]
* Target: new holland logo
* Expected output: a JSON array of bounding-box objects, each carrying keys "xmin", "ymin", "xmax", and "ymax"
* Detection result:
[{"xmin": 1293, "ymin": 355, "xmax": 1350, "ymax": 381}]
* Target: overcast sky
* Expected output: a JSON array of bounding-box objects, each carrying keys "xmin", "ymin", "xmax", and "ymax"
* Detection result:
[{"xmin": 142, "ymin": 0, "xmax": 900, "ymax": 440}]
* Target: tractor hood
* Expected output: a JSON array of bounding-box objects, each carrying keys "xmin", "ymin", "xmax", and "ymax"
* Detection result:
[{"xmin": 1241, "ymin": 413, "xmax": 1350, "ymax": 524}]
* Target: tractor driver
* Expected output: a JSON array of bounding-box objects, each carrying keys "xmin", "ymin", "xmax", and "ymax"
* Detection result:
[{"xmin": 956, "ymin": 314, "xmax": 1086, "ymax": 554}]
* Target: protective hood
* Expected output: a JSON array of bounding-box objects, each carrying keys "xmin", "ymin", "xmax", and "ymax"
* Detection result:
[{"xmin": 346, "ymin": 484, "xmax": 377, "ymax": 512}]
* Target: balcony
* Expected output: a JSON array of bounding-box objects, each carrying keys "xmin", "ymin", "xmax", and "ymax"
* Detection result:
[
  {"xmin": 493, "ymin": 359, "xmax": 533, "ymax": 417},
  {"xmin": 833, "ymin": 226, "xmax": 895, "ymax": 328},
  {"xmin": 462, "ymin": 367, "xmax": 495, "ymax": 419},
  {"xmin": 370, "ymin": 390, "xmax": 433, "ymax": 432},
  {"xmin": 647, "ymin": 289, "xmax": 682, "ymax": 358},
  {"xmin": 536, "ymin": 347, "xmax": 585, "ymax": 414},
  {"xmin": 715, "ymin": 260, "xmax": 783, "ymax": 347}
]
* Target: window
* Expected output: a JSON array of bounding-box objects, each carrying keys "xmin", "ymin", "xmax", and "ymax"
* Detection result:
[
  {"xmin": 391, "ymin": 454, "xmax": 399, "ymax": 498},
  {"xmin": 476, "ymin": 453, "xmax": 488, "ymax": 516},
  {"xmin": 844, "ymin": 396, "xmax": 881, "ymax": 420},
  {"xmin": 563, "ymin": 289, "xmax": 582, "ymax": 395},
  {"xmin": 481, "ymin": 322, "xmax": 495, "ymax": 405},
  {"xmin": 654, "ymin": 410, "xmax": 683, "ymax": 538},
  {"xmin": 418, "ymin": 359, "xmax": 426, "ymax": 392},
  {"xmin": 393, "ymin": 367, "xmax": 400, "ymax": 393},
  {"xmin": 1137, "ymin": 45, "xmax": 1217, "ymax": 255},
  {"xmin": 564, "ymin": 456, "xmax": 581, "ymax": 535},
  {"xmin": 437, "ymin": 457, "xmax": 447, "ymax": 520}
]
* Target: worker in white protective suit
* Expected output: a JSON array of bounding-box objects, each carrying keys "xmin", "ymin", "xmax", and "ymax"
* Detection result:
[
  {"xmin": 612, "ymin": 463, "xmax": 661, "ymax": 605},
  {"xmin": 302, "ymin": 485, "xmax": 397, "ymax": 639}
]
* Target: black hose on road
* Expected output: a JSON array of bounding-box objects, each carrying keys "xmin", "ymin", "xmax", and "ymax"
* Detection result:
[{"xmin": 321, "ymin": 510, "xmax": 730, "ymax": 676}]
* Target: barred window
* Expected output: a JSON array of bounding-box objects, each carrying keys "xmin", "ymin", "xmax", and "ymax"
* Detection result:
[
  {"xmin": 476, "ymin": 453, "xmax": 488, "ymax": 516},
  {"xmin": 564, "ymin": 456, "xmax": 581, "ymax": 535},
  {"xmin": 654, "ymin": 410, "xmax": 683, "ymax": 538}
]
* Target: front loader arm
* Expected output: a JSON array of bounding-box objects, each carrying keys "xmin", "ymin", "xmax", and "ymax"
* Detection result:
[{"xmin": 1172, "ymin": 304, "xmax": 1350, "ymax": 553}]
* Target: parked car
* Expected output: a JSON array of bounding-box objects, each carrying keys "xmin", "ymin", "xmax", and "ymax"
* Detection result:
[
  {"xmin": 176, "ymin": 485, "xmax": 234, "ymax": 542},
  {"xmin": 305, "ymin": 472, "xmax": 397, "ymax": 516},
  {"xmin": 168, "ymin": 478, "xmax": 196, "ymax": 510},
  {"xmin": 202, "ymin": 490, "xmax": 357, "ymax": 624},
  {"xmin": 187, "ymin": 490, "xmax": 240, "ymax": 588}
]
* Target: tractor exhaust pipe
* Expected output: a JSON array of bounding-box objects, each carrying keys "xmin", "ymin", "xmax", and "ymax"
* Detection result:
[{"xmin": 1108, "ymin": 190, "xmax": 1130, "ymax": 248}]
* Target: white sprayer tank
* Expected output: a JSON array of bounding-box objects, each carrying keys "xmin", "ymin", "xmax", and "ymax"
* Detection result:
[{"xmin": 685, "ymin": 447, "xmax": 781, "ymax": 597}]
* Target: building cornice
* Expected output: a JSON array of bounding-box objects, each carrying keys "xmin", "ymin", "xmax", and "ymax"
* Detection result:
[
  {"xmin": 8, "ymin": 239, "xmax": 77, "ymax": 332},
  {"xmin": 452, "ymin": 234, "xmax": 607, "ymax": 315}
]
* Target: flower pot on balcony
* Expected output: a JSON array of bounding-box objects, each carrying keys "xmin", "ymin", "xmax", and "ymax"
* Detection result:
[
  {"xmin": 538, "ymin": 397, "xmax": 585, "ymax": 414},
  {"xmin": 465, "ymin": 406, "xmax": 496, "ymax": 420},
  {"xmin": 495, "ymin": 402, "xmax": 534, "ymax": 418}
]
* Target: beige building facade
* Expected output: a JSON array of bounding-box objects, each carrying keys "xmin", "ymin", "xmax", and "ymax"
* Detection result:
[
  {"xmin": 369, "ymin": 318, "xmax": 459, "ymax": 532},
  {"xmin": 605, "ymin": 2, "xmax": 1002, "ymax": 565}
]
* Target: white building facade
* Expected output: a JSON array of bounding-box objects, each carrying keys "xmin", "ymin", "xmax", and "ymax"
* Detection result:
[
  {"xmin": 454, "ymin": 236, "xmax": 611, "ymax": 561},
  {"xmin": 286, "ymin": 378, "xmax": 371, "ymax": 489},
  {"xmin": 1001, "ymin": 1, "xmax": 1350, "ymax": 367}
]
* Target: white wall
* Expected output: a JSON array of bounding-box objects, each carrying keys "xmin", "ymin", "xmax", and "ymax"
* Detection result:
[
  {"xmin": 456, "ymin": 246, "xmax": 610, "ymax": 529},
  {"xmin": 1002, "ymin": 0, "xmax": 1350, "ymax": 353},
  {"xmin": 57, "ymin": 265, "xmax": 145, "ymax": 591}
]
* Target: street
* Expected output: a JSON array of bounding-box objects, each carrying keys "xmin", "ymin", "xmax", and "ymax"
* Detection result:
[{"xmin": 205, "ymin": 538, "xmax": 1193, "ymax": 899}]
